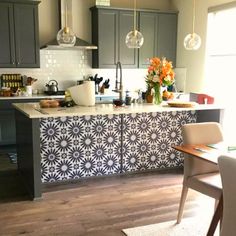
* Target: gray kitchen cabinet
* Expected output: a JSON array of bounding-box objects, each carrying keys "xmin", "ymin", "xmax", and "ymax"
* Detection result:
[
  {"xmin": 139, "ymin": 12, "xmax": 158, "ymax": 68},
  {"xmin": 0, "ymin": 98, "xmax": 42, "ymax": 146},
  {"xmin": 91, "ymin": 7, "xmax": 137, "ymax": 68},
  {"xmin": 0, "ymin": 0, "xmax": 40, "ymax": 68},
  {"xmin": 157, "ymin": 13, "xmax": 177, "ymax": 67},
  {"xmin": 118, "ymin": 10, "xmax": 138, "ymax": 68},
  {"xmin": 91, "ymin": 6, "xmax": 178, "ymax": 69},
  {"xmin": 91, "ymin": 8, "xmax": 118, "ymax": 68},
  {"xmin": 139, "ymin": 12, "xmax": 177, "ymax": 68},
  {"xmin": 0, "ymin": 109, "xmax": 15, "ymax": 145}
]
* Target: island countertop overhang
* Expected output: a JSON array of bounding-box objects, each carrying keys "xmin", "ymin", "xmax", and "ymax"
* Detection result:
[{"xmin": 12, "ymin": 102, "xmax": 225, "ymax": 119}]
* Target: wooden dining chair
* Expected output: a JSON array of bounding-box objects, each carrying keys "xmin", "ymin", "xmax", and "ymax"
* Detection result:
[
  {"xmin": 218, "ymin": 155, "xmax": 236, "ymax": 236},
  {"xmin": 177, "ymin": 122, "xmax": 223, "ymax": 223}
]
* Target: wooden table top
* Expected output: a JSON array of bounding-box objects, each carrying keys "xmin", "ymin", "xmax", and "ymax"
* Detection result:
[{"xmin": 173, "ymin": 143, "xmax": 234, "ymax": 165}]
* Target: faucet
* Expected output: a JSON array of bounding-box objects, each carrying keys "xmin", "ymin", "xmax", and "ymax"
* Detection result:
[{"xmin": 113, "ymin": 61, "xmax": 123, "ymax": 102}]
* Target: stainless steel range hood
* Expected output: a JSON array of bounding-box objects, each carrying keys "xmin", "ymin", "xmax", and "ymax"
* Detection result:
[{"xmin": 41, "ymin": 0, "xmax": 97, "ymax": 50}]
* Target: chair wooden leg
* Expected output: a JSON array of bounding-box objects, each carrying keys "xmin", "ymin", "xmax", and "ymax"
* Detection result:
[
  {"xmin": 207, "ymin": 195, "xmax": 223, "ymax": 236},
  {"xmin": 214, "ymin": 199, "xmax": 219, "ymax": 210},
  {"xmin": 177, "ymin": 186, "xmax": 188, "ymax": 224}
]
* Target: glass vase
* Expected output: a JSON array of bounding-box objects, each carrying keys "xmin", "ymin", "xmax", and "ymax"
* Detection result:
[{"xmin": 153, "ymin": 83, "xmax": 162, "ymax": 105}]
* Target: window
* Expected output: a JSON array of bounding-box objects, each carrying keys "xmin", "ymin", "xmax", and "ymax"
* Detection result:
[{"xmin": 205, "ymin": 4, "xmax": 236, "ymax": 143}]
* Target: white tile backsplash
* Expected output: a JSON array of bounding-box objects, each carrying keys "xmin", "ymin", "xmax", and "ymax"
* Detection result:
[{"xmin": 0, "ymin": 49, "xmax": 147, "ymax": 94}]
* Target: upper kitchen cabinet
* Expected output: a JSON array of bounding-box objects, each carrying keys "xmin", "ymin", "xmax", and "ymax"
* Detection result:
[
  {"xmin": 157, "ymin": 13, "xmax": 177, "ymax": 67},
  {"xmin": 0, "ymin": 0, "xmax": 40, "ymax": 68},
  {"xmin": 91, "ymin": 6, "xmax": 138, "ymax": 68},
  {"xmin": 91, "ymin": 8, "xmax": 118, "ymax": 68},
  {"xmin": 139, "ymin": 12, "xmax": 157, "ymax": 68},
  {"xmin": 118, "ymin": 10, "xmax": 138, "ymax": 68},
  {"xmin": 91, "ymin": 6, "xmax": 178, "ymax": 69},
  {"xmin": 139, "ymin": 11, "xmax": 178, "ymax": 68}
]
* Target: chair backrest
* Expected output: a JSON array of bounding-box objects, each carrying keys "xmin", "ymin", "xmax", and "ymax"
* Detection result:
[
  {"xmin": 182, "ymin": 122, "xmax": 224, "ymax": 145},
  {"xmin": 218, "ymin": 155, "xmax": 236, "ymax": 236},
  {"xmin": 182, "ymin": 122, "xmax": 224, "ymax": 177}
]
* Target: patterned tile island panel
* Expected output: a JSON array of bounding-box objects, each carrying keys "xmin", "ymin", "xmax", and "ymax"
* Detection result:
[
  {"xmin": 122, "ymin": 111, "xmax": 197, "ymax": 172},
  {"xmin": 39, "ymin": 110, "xmax": 196, "ymax": 183},
  {"xmin": 40, "ymin": 114, "xmax": 122, "ymax": 183}
]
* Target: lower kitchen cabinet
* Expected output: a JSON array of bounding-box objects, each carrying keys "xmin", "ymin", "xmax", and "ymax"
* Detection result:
[
  {"xmin": 0, "ymin": 109, "xmax": 15, "ymax": 145},
  {"xmin": 0, "ymin": 99, "xmax": 42, "ymax": 147}
]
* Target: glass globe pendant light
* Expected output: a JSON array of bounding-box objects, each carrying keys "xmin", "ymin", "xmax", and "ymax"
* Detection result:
[
  {"xmin": 57, "ymin": 0, "xmax": 76, "ymax": 47},
  {"xmin": 125, "ymin": 0, "xmax": 144, "ymax": 48},
  {"xmin": 184, "ymin": 0, "xmax": 201, "ymax": 50}
]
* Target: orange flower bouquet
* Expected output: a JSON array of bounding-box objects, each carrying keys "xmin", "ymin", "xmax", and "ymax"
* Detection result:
[{"xmin": 146, "ymin": 57, "xmax": 175, "ymax": 104}]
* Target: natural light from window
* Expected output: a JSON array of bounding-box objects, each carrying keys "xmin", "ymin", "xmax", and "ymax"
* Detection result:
[{"xmin": 205, "ymin": 6, "xmax": 236, "ymax": 143}]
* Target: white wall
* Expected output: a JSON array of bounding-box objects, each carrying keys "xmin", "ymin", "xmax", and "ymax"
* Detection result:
[
  {"xmin": 38, "ymin": 0, "xmax": 59, "ymax": 46},
  {"xmin": 171, "ymin": 0, "xmax": 235, "ymax": 93}
]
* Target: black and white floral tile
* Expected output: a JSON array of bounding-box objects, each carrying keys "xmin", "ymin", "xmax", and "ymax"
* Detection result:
[
  {"xmin": 122, "ymin": 111, "xmax": 197, "ymax": 172},
  {"xmin": 40, "ymin": 114, "xmax": 122, "ymax": 183},
  {"xmin": 40, "ymin": 111, "xmax": 196, "ymax": 183}
]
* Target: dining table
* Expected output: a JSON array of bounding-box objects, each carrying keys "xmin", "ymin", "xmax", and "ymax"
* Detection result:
[{"xmin": 173, "ymin": 143, "xmax": 236, "ymax": 236}]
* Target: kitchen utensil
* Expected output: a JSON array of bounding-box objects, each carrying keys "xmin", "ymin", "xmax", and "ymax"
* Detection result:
[
  {"xmin": 89, "ymin": 74, "xmax": 103, "ymax": 94},
  {"xmin": 103, "ymin": 79, "xmax": 110, "ymax": 88},
  {"xmin": 45, "ymin": 80, "xmax": 59, "ymax": 95}
]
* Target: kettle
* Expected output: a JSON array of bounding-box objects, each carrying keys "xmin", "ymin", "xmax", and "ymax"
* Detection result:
[{"xmin": 45, "ymin": 80, "xmax": 58, "ymax": 94}]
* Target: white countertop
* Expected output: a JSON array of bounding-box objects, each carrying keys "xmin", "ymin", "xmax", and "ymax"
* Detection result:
[
  {"xmin": 0, "ymin": 94, "xmax": 65, "ymax": 100},
  {"xmin": 13, "ymin": 102, "xmax": 225, "ymax": 119},
  {"xmin": 0, "ymin": 92, "xmax": 118, "ymax": 100}
]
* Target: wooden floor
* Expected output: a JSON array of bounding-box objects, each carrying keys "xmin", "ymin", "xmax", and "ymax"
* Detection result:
[{"xmin": 0, "ymin": 165, "xmax": 215, "ymax": 236}]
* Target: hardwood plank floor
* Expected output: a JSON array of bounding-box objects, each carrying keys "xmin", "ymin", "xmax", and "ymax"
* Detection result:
[{"xmin": 0, "ymin": 169, "xmax": 215, "ymax": 236}]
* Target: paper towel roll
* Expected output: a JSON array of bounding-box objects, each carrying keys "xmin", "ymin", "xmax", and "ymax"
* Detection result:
[{"xmin": 68, "ymin": 81, "xmax": 95, "ymax": 106}]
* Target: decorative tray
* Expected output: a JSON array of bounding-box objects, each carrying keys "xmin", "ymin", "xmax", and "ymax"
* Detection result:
[{"xmin": 167, "ymin": 101, "xmax": 197, "ymax": 108}]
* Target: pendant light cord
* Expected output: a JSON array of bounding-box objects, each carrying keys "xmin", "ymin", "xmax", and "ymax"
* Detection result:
[
  {"xmin": 65, "ymin": 0, "xmax": 68, "ymax": 27},
  {"xmin": 192, "ymin": 0, "xmax": 196, "ymax": 34},
  {"xmin": 133, "ymin": 0, "xmax": 136, "ymax": 33}
]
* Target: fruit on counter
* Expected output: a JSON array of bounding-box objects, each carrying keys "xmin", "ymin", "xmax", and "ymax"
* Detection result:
[
  {"xmin": 40, "ymin": 99, "xmax": 60, "ymax": 108},
  {"xmin": 162, "ymin": 90, "xmax": 174, "ymax": 101}
]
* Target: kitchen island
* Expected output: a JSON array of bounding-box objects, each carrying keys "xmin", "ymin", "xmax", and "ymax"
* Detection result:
[{"xmin": 13, "ymin": 102, "xmax": 224, "ymax": 199}]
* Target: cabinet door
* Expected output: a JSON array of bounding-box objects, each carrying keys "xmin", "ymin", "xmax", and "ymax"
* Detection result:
[
  {"xmin": 0, "ymin": 110, "xmax": 16, "ymax": 146},
  {"xmin": 92, "ymin": 9, "xmax": 118, "ymax": 68},
  {"xmin": 0, "ymin": 3, "xmax": 16, "ymax": 67},
  {"xmin": 119, "ymin": 10, "xmax": 138, "ymax": 68},
  {"xmin": 139, "ymin": 12, "xmax": 158, "ymax": 68},
  {"xmin": 14, "ymin": 3, "xmax": 40, "ymax": 68},
  {"xmin": 157, "ymin": 13, "xmax": 177, "ymax": 67}
]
